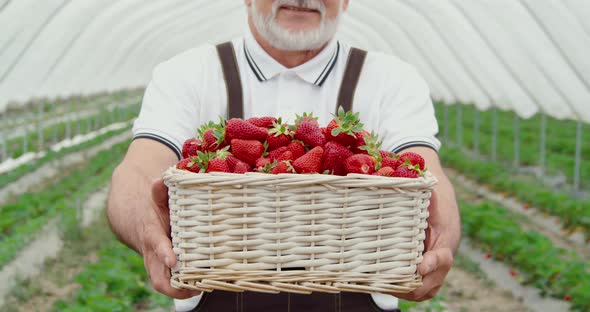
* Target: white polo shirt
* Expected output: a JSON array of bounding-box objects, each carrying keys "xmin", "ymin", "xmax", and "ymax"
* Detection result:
[{"xmin": 133, "ymin": 29, "xmax": 440, "ymax": 160}]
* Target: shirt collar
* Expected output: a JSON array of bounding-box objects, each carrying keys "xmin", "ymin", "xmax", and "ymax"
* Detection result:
[{"xmin": 243, "ymin": 29, "xmax": 340, "ymax": 87}]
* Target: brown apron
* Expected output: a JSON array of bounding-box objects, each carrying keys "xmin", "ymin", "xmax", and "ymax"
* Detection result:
[{"xmin": 189, "ymin": 42, "xmax": 387, "ymax": 312}]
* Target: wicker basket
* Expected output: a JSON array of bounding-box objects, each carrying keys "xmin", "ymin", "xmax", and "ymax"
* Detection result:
[{"xmin": 163, "ymin": 167, "xmax": 437, "ymax": 295}]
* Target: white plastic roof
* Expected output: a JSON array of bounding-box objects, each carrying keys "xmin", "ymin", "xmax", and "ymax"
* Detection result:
[{"xmin": 1, "ymin": 0, "xmax": 589, "ymax": 122}]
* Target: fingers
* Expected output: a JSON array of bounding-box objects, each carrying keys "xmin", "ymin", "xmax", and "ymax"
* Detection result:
[
  {"xmin": 145, "ymin": 251, "xmax": 201, "ymax": 299},
  {"xmin": 392, "ymin": 248, "xmax": 454, "ymax": 302},
  {"xmin": 151, "ymin": 178, "xmax": 169, "ymax": 211},
  {"xmin": 142, "ymin": 224, "xmax": 201, "ymax": 299}
]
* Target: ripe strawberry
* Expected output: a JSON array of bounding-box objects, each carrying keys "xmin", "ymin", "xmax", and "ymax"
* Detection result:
[
  {"xmin": 509, "ymin": 269, "xmax": 518, "ymax": 277},
  {"xmin": 267, "ymin": 119, "xmax": 292, "ymax": 150},
  {"xmin": 247, "ymin": 116, "xmax": 277, "ymax": 129},
  {"xmin": 268, "ymin": 146, "xmax": 288, "ymax": 161},
  {"xmin": 226, "ymin": 118, "xmax": 268, "ymax": 141},
  {"xmin": 231, "ymin": 139, "xmax": 265, "ymax": 166},
  {"xmin": 292, "ymin": 146, "xmax": 324, "ymax": 173},
  {"xmin": 206, "ymin": 158, "xmax": 231, "ymax": 173},
  {"xmin": 226, "ymin": 156, "xmax": 242, "ymax": 172},
  {"xmin": 182, "ymin": 138, "xmax": 202, "ymax": 158},
  {"xmin": 484, "ymin": 253, "xmax": 492, "ymax": 259},
  {"xmin": 233, "ymin": 162, "xmax": 251, "ymax": 174},
  {"xmin": 380, "ymin": 150, "xmax": 402, "ymax": 170},
  {"xmin": 322, "ymin": 141, "xmax": 353, "ymax": 176},
  {"xmin": 294, "ymin": 121, "xmax": 326, "ymax": 148},
  {"xmin": 287, "ymin": 141, "xmax": 306, "ymax": 160},
  {"xmin": 352, "ymin": 130, "xmax": 370, "ymax": 153},
  {"xmin": 392, "ymin": 165, "xmax": 421, "ymax": 178},
  {"xmin": 374, "ymin": 166, "xmax": 395, "ymax": 177},
  {"xmin": 255, "ymin": 157, "xmax": 271, "ymax": 169},
  {"xmin": 294, "ymin": 112, "xmax": 319, "ymax": 127},
  {"xmin": 176, "ymin": 157, "xmax": 201, "ymax": 173},
  {"xmin": 271, "ymin": 160, "xmax": 295, "ymax": 174},
  {"xmin": 326, "ymin": 107, "xmax": 364, "ymax": 147},
  {"xmin": 399, "ymin": 152, "xmax": 425, "ymax": 170},
  {"xmin": 344, "ymin": 154, "xmax": 376, "ymax": 175},
  {"xmin": 278, "ymin": 150, "xmax": 294, "ymax": 161},
  {"xmin": 564, "ymin": 294, "xmax": 572, "ymax": 302},
  {"xmin": 198, "ymin": 121, "xmax": 225, "ymax": 152}
]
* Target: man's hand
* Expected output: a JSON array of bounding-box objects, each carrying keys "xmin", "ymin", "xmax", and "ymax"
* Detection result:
[
  {"xmin": 140, "ymin": 179, "xmax": 201, "ymax": 299},
  {"xmin": 391, "ymin": 147, "xmax": 461, "ymax": 301},
  {"xmin": 107, "ymin": 139, "xmax": 201, "ymax": 299}
]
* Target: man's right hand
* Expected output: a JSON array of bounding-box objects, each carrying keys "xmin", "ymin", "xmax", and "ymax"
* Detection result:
[
  {"xmin": 139, "ymin": 178, "xmax": 201, "ymax": 299},
  {"xmin": 107, "ymin": 139, "xmax": 201, "ymax": 299}
]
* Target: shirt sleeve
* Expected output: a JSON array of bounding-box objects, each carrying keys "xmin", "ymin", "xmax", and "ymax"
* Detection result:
[
  {"xmin": 379, "ymin": 65, "xmax": 441, "ymax": 153},
  {"xmin": 132, "ymin": 55, "xmax": 201, "ymax": 160}
]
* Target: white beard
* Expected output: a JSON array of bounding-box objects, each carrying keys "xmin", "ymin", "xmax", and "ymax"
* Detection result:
[{"xmin": 250, "ymin": 0, "xmax": 342, "ymax": 51}]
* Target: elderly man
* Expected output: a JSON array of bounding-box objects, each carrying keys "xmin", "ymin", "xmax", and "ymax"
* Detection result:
[{"xmin": 107, "ymin": 0, "xmax": 460, "ymax": 311}]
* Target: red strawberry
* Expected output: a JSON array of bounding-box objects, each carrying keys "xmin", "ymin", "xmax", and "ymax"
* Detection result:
[
  {"xmin": 278, "ymin": 151, "xmax": 294, "ymax": 161},
  {"xmin": 380, "ymin": 150, "xmax": 402, "ymax": 170},
  {"xmin": 206, "ymin": 158, "xmax": 231, "ymax": 173},
  {"xmin": 226, "ymin": 156, "xmax": 242, "ymax": 172},
  {"xmin": 564, "ymin": 294, "xmax": 572, "ymax": 302},
  {"xmin": 294, "ymin": 121, "xmax": 326, "ymax": 148},
  {"xmin": 176, "ymin": 157, "xmax": 201, "ymax": 173},
  {"xmin": 326, "ymin": 107, "xmax": 364, "ymax": 147},
  {"xmin": 322, "ymin": 141, "xmax": 353, "ymax": 176},
  {"xmin": 352, "ymin": 131, "xmax": 370, "ymax": 153},
  {"xmin": 247, "ymin": 116, "xmax": 277, "ymax": 129},
  {"xmin": 198, "ymin": 120, "xmax": 225, "ymax": 152},
  {"xmin": 233, "ymin": 162, "xmax": 251, "ymax": 174},
  {"xmin": 509, "ymin": 269, "xmax": 518, "ymax": 277},
  {"xmin": 392, "ymin": 165, "xmax": 420, "ymax": 178},
  {"xmin": 231, "ymin": 139, "xmax": 265, "ymax": 166},
  {"xmin": 399, "ymin": 152, "xmax": 425, "ymax": 170},
  {"xmin": 255, "ymin": 157, "xmax": 271, "ymax": 169},
  {"xmin": 344, "ymin": 154, "xmax": 376, "ymax": 175},
  {"xmin": 374, "ymin": 166, "xmax": 395, "ymax": 177},
  {"xmin": 294, "ymin": 112, "xmax": 319, "ymax": 127},
  {"xmin": 271, "ymin": 160, "xmax": 295, "ymax": 174},
  {"xmin": 182, "ymin": 138, "xmax": 202, "ymax": 158},
  {"xmin": 226, "ymin": 118, "xmax": 268, "ymax": 141},
  {"xmin": 267, "ymin": 119, "xmax": 292, "ymax": 150},
  {"xmin": 292, "ymin": 146, "xmax": 324, "ymax": 173},
  {"xmin": 287, "ymin": 141, "xmax": 306, "ymax": 160},
  {"xmin": 268, "ymin": 146, "xmax": 288, "ymax": 161},
  {"xmin": 484, "ymin": 253, "xmax": 492, "ymax": 259}
]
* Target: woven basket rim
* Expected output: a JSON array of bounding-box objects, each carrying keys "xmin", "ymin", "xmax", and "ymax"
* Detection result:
[{"xmin": 164, "ymin": 167, "xmax": 438, "ymax": 188}]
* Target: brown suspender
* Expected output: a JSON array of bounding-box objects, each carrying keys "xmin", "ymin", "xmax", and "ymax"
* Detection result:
[
  {"xmin": 216, "ymin": 42, "xmax": 367, "ymax": 117},
  {"xmin": 336, "ymin": 48, "xmax": 367, "ymax": 113},
  {"xmin": 216, "ymin": 42, "xmax": 244, "ymax": 119}
]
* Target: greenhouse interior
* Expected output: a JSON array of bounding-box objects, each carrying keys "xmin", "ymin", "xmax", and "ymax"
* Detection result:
[{"xmin": 0, "ymin": 0, "xmax": 588, "ymax": 311}]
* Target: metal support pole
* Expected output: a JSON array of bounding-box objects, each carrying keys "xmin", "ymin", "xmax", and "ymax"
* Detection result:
[
  {"xmin": 65, "ymin": 102, "xmax": 72, "ymax": 139},
  {"xmin": 539, "ymin": 114, "xmax": 547, "ymax": 176},
  {"xmin": 514, "ymin": 114, "xmax": 520, "ymax": 169},
  {"xmin": 444, "ymin": 105, "xmax": 450, "ymax": 143},
  {"xmin": 456, "ymin": 105, "xmax": 463, "ymax": 148},
  {"xmin": 0, "ymin": 112, "xmax": 6, "ymax": 161},
  {"xmin": 574, "ymin": 121, "xmax": 583, "ymax": 192},
  {"xmin": 22, "ymin": 114, "xmax": 29, "ymax": 155},
  {"xmin": 492, "ymin": 109, "xmax": 498, "ymax": 161},
  {"xmin": 473, "ymin": 109, "xmax": 480, "ymax": 154}
]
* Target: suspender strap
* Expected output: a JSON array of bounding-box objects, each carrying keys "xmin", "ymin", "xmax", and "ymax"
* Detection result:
[
  {"xmin": 216, "ymin": 42, "xmax": 244, "ymax": 119},
  {"xmin": 336, "ymin": 47, "xmax": 367, "ymax": 114}
]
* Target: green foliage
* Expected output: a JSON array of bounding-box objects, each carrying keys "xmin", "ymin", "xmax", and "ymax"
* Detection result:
[
  {"xmin": 0, "ymin": 141, "xmax": 129, "ymax": 268},
  {"xmin": 441, "ymin": 146, "xmax": 590, "ymax": 235},
  {"xmin": 435, "ymin": 103, "xmax": 589, "ymax": 190},
  {"xmin": 460, "ymin": 200, "xmax": 590, "ymax": 311},
  {"xmin": 52, "ymin": 241, "xmax": 153, "ymax": 312}
]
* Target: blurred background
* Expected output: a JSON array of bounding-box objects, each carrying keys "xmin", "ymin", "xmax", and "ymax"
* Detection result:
[{"xmin": 0, "ymin": 0, "xmax": 588, "ymax": 311}]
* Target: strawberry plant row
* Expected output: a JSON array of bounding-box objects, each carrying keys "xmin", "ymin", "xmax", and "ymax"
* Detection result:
[
  {"xmin": 0, "ymin": 141, "xmax": 128, "ymax": 269},
  {"xmin": 1, "ymin": 89, "xmax": 142, "ymax": 130},
  {"xmin": 53, "ymin": 240, "xmax": 168, "ymax": 312},
  {"xmin": 0, "ymin": 125, "xmax": 130, "ymax": 190},
  {"xmin": 435, "ymin": 103, "xmax": 589, "ymax": 189},
  {"xmin": 441, "ymin": 147, "xmax": 590, "ymax": 235},
  {"xmin": 460, "ymin": 199, "xmax": 589, "ymax": 311},
  {"xmin": 3, "ymin": 103, "xmax": 139, "ymax": 159}
]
